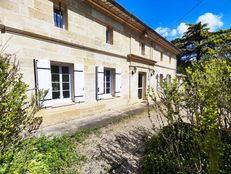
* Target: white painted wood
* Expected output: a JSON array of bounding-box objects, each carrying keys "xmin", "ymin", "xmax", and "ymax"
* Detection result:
[
  {"xmin": 36, "ymin": 59, "xmax": 52, "ymax": 104},
  {"xmin": 149, "ymin": 70, "xmax": 155, "ymax": 90},
  {"xmin": 96, "ymin": 66, "xmax": 104, "ymax": 100},
  {"xmin": 115, "ymin": 68, "xmax": 121, "ymax": 97},
  {"xmin": 74, "ymin": 64, "xmax": 85, "ymax": 103}
]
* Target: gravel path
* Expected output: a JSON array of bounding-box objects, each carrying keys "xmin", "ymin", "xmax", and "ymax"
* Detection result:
[{"xmin": 75, "ymin": 110, "xmax": 155, "ymax": 174}]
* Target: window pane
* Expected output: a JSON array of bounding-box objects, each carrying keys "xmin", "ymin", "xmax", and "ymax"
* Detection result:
[
  {"xmin": 62, "ymin": 66, "xmax": 69, "ymax": 74},
  {"xmin": 138, "ymin": 74, "xmax": 143, "ymax": 88},
  {"xmin": 52, "ymin": 92, "xmax": 60, "ymax": 99},
  {"xmin": 51, "ymin": 66, "xmax": 59, "ymax": 73},
  {"xmin": 106, "ymin": 88, "xmax": 110, "ymax": 94},
  {"xmin": 52, "ymin": 74, "xmax": 60, "ymax": 82},
  {"xmin": 63, "ymin": 91, "xmax": 70, "ymax": 98},
  {"xmin": 62, "ymin": 75, "xmax": 69, "ymax": 82},
  {"xmin": 62, "ymin": 83, "xmax": 70, "ymax": 90},
  {"xmin": 52, "ymin": 83, "xmax": 60, "ymax": 91},
  {"xmin": 106, "ymin": 82, "xmax": 110, "ymax": 88}
]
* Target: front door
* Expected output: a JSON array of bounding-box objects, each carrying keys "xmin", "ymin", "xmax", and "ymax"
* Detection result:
[{"xmin": 138, "ymin": 72, "xmax": 146, "ymax": 99}]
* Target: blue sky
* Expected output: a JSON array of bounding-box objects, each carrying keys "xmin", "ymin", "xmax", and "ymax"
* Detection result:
[{"xmin": 116, "ymin": 0, "xmax": 231, "ymax": 40}]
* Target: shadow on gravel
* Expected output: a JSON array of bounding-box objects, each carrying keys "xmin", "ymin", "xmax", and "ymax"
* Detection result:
[{"xmin": 98, "ymin": 127, "xmax": 151, "ymax": 174}]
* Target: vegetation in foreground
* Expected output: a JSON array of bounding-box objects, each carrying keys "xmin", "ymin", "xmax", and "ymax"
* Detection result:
[{"xmin": 143, "ymin": 58, "xmax": 231, "ymax": 174}]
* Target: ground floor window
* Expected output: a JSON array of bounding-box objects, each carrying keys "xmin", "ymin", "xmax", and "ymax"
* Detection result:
[
  {"xmin": 51, "ymin": 65, "xmax": 71, "ymax": 100},
  {"xmin": 104, "ymin": 69, "xmax": 112, "ymax": 94}
]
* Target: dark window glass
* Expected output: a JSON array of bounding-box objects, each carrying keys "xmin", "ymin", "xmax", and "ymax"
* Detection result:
[
  {"xmin": 52, "ymin": 92, "xmax": 60, "ymax": 99},
  {"xmin": 52, "ymin": 83, "xmax": 60, "ymax": 91},
  {"xmin": 138, "ymin": 74, "xmax": 143, "ymax": 88},
  {"xmin": 62, "ymin": 66, "xmax": 69, "ymax": 74},
  {"xmin": 106, "ymin": 88, "xmax": 110, "ymax": 94},
  {"xmin": 62, "ymin": 83, "xmax": 70, "ymax": 90},
  {"xmin": 63, "ymin": 91, "xmax": 70, "ymax": 98},
  {"xmin": 62, "ymin": 75, "xmax": 69, "ymax": 82},
  {"xmin": 52, "ymin": 74, "xmax": 60, "ymax": 82},
  {"xmin": 51, "ymin": 66, "xmax": 59, "ymax": 74}
]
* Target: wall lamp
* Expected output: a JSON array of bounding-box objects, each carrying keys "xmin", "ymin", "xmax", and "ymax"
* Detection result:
[
  {"xmin": 149, "ymin": 69, "xmax": 155, "ymax": 76},
  {"xmin": 131, "ymin": 67, "xmax": 137, "ymax": 75}
]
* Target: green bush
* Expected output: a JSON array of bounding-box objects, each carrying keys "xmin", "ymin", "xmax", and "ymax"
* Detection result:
[
  {"xmin": 146, "ymin": 58, "xmax": 231, "ymax": 174},
  {"xmin": 142, "ymin": 122, "xmax": 231, "ymax": 174},
  {"xmin": 6, "ymin": 136, "xmax": 78, "ymax": 174},
  {"xmin": 0, "ymin": 53, "xmax": 44, "ymax": 172}
]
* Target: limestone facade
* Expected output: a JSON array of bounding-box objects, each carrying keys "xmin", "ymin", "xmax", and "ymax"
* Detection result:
[{"xmin": 0, "ymin": 0, "xmax": 179, "ymax": 127}]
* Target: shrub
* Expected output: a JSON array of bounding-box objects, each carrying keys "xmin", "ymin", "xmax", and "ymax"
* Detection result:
[
  {"xmin": 145, "ymin": 58, "xmax": 231, "ymax": 174},
  {"xmin": 7, "ymin": 136, "xmax": 78, "ymax": 174},
  {"xmin": 0, "ymin": 53, "xmax": 44, "ymax": 172},
  {"xmin": 142, "ymin": 123, "xmax": 231, "ymax": 174}
]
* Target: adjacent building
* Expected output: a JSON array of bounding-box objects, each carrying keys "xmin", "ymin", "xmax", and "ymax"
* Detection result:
[{"xmin": 0, "ymin": 0, "xmax": 180, "ymax": 127}]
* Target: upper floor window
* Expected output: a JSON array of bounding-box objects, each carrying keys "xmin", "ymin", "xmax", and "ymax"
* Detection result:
[
  {"xmin": 141, "ymin": 43, "xmax": 145, "ymax": 56},
  {"xmin": 160, "ymin": 52, "xmax": 163, "ymax": 61},
  {"xmin": 106, "ymin": 26, "xmax": 113, "ymax": 44},
  {"xmin": 53, "ymin": 2, "xmax": 67, "ymax": 29},
  {"xmin": 169, "ymin": 56, "xmax": 172, "ymax": 64}
]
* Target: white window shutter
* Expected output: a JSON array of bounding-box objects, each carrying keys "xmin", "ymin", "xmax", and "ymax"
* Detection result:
[
  {"xmin": 96, "ymin": 66, "xmax": 104, "ymax": 100},
  {"xmin": 115, "ymin": 68, "xmax": 122, "ymax": 97},
  {"xmin": 35, "ymin": 59, "xmax": 52, "ymax": 104},
  {"xmin": 74, "ymin": 64, "xmax": 85, "ymax": 103}
]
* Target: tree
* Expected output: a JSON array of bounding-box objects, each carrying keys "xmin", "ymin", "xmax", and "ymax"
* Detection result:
[
  {"xmin": 172, "ymin": 22, "xmax": 231, "ymax": 73},
  {"xmin": 0, "ymin": 53, "xmax": 44, "ymax": 172}
]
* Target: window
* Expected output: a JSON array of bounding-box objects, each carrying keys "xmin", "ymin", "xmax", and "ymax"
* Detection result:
[
  {"xmin": 169, "ymin": 56, "xmax": 172, "ymax": 64},
  {"xmin": 159, "ymin": 74, "xmax": 164, "ymax": 87},
  {"xmin": 104, "ymin": 69, "xmax": 112, "ymax": 94},
  {"xmin": 53, "ymin": 2, "xmax": 67, "ymax": 29},
  {"xmin": 167, "ymin": 74, "xmax": 172, "ymax": 84},
  {"xmin": 160, "ymin": 52, "xmax": 163, "ymax": 61},
  {"xmin": 106, "ymin": 26, "xmax": 113, "ymax": 44},
  {"xmin": 51, "ymin": 65, "xmax": 71, "ymax": 100},
  {"xmin": 141, "ymin": 43, "xmax": 145, "ymax": 56}
]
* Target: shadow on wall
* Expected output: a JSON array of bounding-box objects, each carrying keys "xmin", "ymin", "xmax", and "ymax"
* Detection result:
[{"xmin": 98, "ymin": 127, "xmax": 151, "ymax": 174}]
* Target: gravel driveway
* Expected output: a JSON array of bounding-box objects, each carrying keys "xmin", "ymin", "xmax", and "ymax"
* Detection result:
[{"xmin": 75, "ymin": 109, "xmax": 156, "ymax": 174}]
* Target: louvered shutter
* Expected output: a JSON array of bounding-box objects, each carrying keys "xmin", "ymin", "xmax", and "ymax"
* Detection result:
[
  {"xmin": 74, "ymin": 64, "xmax": 85, "ymax": 103},
  {"xmin": 35, "ymin": 59, "xmax": 52, "ymax": 105},
  {"xmin": 115, "ymin": 68, "xmax": 121, "ymax": 97},
  {"xmin": 96, "ymin": 66, "xmax": 104, "ymax": 100}
]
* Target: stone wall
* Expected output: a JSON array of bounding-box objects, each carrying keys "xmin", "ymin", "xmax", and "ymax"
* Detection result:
[{"xmin": 0, "ymin": 0, "xmax": 177, "ymax": 127}]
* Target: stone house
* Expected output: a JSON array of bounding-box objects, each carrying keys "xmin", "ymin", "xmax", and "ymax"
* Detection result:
[{"xmin": 0, "ymin": 0, "xmax": 180, "ymax": 128}]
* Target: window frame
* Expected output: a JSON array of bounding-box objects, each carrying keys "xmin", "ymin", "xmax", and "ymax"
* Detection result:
[
  {"xmin": 106, "ymin": 26, "xmax": 113, "ymax": 45},
  {"xmin": 160, "ymin": 52, "xmax": 163, "ymax": 61},
  {"xmin": 51, "ymin": 63, "xmax": 73, "ymax": 102},
  {"xmin": 53, "ymin": 2, "xmax": 68, "ymax": 29},
  {"xmin": 141, "ymin": 43, "xmax": 145, "ymax": 56},
  {"xmin": 104, "ymin": 68, "xmax": 113, "ymax": 97}
]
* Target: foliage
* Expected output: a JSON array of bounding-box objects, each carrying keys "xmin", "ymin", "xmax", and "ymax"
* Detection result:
[
  {"xmin": 0, "ymin": 127, "xmax": 99, "ymax": 174},
  {"xmin": 0, "ymin": 53, "xmax": 46, "ymax": 172},
  {"xmin": 144, "ymin": 58, "xmax": 231, "ymax": 174},
  {"xmin": 142, "ymin": 122, "xmax": 231, "ymax": 174},
  {"xmin": 6, "ymin": 136, "xmax": 78, "ymax": 174},
  {"xmin": 172, "ymin": 22, "xmax": 231, "ymax": 73}
]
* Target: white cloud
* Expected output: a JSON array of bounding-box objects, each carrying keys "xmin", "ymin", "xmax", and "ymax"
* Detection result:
[
  {"xmin": 155, "ymin": 12, "xmax": 224, "ymax": 40},
  {"xmin": 170, "ymin": 29, "xmax": 177, "ymax": 37},
  {"xmin": 197, "ymin": 12, "xmax": 223, "ymax": 31},
  {"xmin": 155, "ymin": 27, "xmax": 170, "ymax": 38},
  {"xmin": 177, "ymin": 22, "xmax": 189, "ymax": 36}
]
